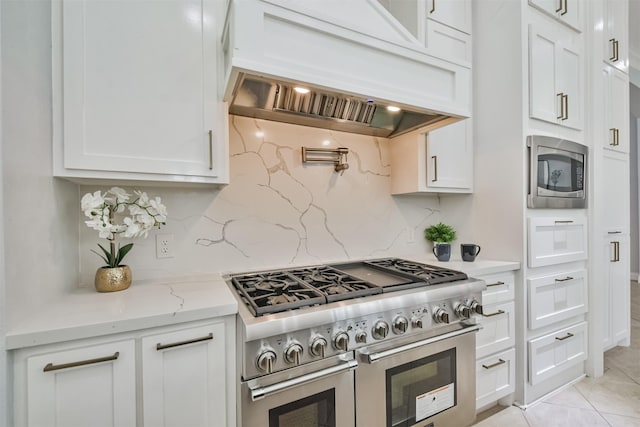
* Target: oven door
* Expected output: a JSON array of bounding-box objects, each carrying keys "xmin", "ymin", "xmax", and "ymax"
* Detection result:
[
  {"xmin": 240, "ymin": 354, "xmax": 357, "ymax": 427},
  {"xmin": 355, "ymin": 324, "xmax": 480, "ymax": 427}
]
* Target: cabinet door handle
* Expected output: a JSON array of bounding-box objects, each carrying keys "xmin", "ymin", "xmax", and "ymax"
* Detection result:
[
  {"xmin": 610, "ymin": 128, "xmax": 618, "ymax": 146},
  {"xmin": 482, "ymin": 309, "xmax": 505, "ymax": 318},
  {"xmin": 208, "ymin": 130, "xmax": 214, "ymax": 170},
  {"xmin": 555, "ymin": 276, "xmax": 574, "ymax": 282},
  {"xmin": 610, "ymin": 39, "xmax": 619, "ymax": 62},
  {"xmin": 431, "ymin": 155, "xmax": 438, "ymax": 182},
  {"xmin": 556, "ymin": 0, "xmax": 563, "ymax": 12},
  {"xmin": 486, "ymin": 281, "xmax": 505, "ymax": 287},
  {"xmin": 562, "ymin": 94, "xmax": 569, "ymax": 120},
  {"xmin": 156, "ymin": 333, "xmax": 214, "ymax": 351},
  {"xmin": 555, "ymin": 332, "xmax": 574, "ymax": 341},
  {"xmin": 482, "ymin": 358, "xmax": 506, "ymax": 370},
  {"xmin": 430, "ymin": 0, "xmax": 436, "ymax": 14},
  {"xmin": 554, "ymin": 220, "xmax": 573, "ymax": 224},
  {"xmin": 561, "ymin": 0, "xmax": 568, "ymax": 15},
  {"xmin": 556, "ymin": 92, "xmax": 565, "ymax": 119},
  {"xmin": 615, "ymin": 128, "xmax": 619, "ymax": 146},
  {"xmin": 611, "ymin": 241, "xmax": 620, "ymax": 262},
  {"xmin": 43, "ymin": 352, "xmax": 120, "ymax": 372}
]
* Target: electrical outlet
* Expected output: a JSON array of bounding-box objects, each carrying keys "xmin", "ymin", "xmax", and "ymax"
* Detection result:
[{"xmin": 156, "ymin": 233, "xmax": 174, "ymax": 259}]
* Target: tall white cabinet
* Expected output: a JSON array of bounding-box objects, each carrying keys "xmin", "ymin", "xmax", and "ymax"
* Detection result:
[
  {"xmin": 52, "ymin": 0, "xmax": 229, "ymax": 185},
  {"xmin": 472, "ymin": 0, "xmax": 628, "ymax": 407}
]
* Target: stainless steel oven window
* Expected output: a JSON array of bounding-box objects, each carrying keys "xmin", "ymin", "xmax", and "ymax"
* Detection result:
[
  {"xmin": 385, "ymin": 348, "xmax": 456, "ymax": 427},
  {"xmin": 268, "ymin": 389, "xmax": 336, "ymax": 427}
]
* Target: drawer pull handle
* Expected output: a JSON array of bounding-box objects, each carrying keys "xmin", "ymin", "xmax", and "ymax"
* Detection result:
[
  {"xmin": 486, "ymin": 281, "xmax": 505, "ymax": 287},
  {"xmin": 555, "ymin": 332, "xmax": 574, "ymax": 341},
  {"xmin": 555, "ymin": 276, "xmax": 574, "ymax": 282},
  {"xmin": 554, "ymin": 220, "xmax": 573, "ymax": 224},
  {"xmin": 608, "ymin": 231, "xmax": 622, "ymax": 234},
  {"xmin": 482, "ymin": 309, "xmax": 505, "ymax": 318},
  {"xmin": 43, "ymin": 352, "xmax": 119, "ymax": 372},
  {"xmin": 482, "ymin": 358, "xmax": 506, "ymax": 370},
  {"xmin": 157, "ymin": 333, "xmax": 214, "ymax": 351}
]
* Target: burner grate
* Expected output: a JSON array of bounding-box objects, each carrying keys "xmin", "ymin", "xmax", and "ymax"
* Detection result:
[
  {"xmin": 231, "ymin": 271, "xmax": 325, "ymax": 316},
  {"xmin": 366, "ymin": 258, "xmax": 468, "ymax": 285},
  {"xmin": 288, "ymin": 266, "xmax": 382, "ymax": 302}
]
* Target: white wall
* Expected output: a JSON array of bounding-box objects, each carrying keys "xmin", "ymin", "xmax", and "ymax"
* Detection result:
[
  {"xmin": 631, "ymin": 83, "xmax": 640, "ymax": 278},
  {"xmin": 1, "ymin": 0, "xmax": 79, "ymax": 329}
]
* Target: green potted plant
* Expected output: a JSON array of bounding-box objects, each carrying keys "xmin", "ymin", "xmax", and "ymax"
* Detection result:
[{"xmin": 424, "ymin": 222, "xmax": 456, "ymax": 261}]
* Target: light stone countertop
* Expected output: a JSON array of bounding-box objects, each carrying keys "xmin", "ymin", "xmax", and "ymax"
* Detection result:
[
  {"xmin": 5, "ymin": 257, "xmax": 520, "ymax": 350},
  {"xmin": 5, "ymin": 274, "xmax": 238, "ymax": 350}
]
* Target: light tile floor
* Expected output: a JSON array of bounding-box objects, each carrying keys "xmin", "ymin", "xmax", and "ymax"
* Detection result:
[{"xmin": 474, "ymin": 283, "xmax": 640, "ymax": 427}]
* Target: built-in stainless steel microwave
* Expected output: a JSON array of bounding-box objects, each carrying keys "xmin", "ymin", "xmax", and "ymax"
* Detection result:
[{"xmin": 528, "ymin": 135, "xmax": 587, "ymax": 209}]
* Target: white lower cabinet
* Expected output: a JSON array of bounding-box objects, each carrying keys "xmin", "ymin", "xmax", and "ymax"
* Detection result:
[
  {"xmin": 141, "ymin": 323, "xmax": 227, "ymax": 427},
  {"xmin": 476, "ymin": 348, "xmax": 516, "ymax": 409},
  {"xmin": 14, "ymin": 319, "xmax": 233, "ymax": 427},
  {"xmin": 474, "ymin": 270, "xmax": 517, "ymax": 411},
  {"xmin": 527, "ymin": 216, "xmax": 588, "ymax": 268},
  {"xmin": 528, "ymin": 321, "xmax": 588, "ymax": 386},
  {"xmin": 476, "ymin": 301, "xmax": 515, "ymax": 359},
  {"xmin": 528, "ymin": 269, "xmax": 588, "ymax": 329},
  {"xmin": 26, "ymin": 340, "xmax": 136, "ymax": 427}
]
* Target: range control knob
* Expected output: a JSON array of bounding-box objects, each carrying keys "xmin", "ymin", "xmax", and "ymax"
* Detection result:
[
  {"xmin": 284, "ymin": 343, "xmax": 304, "ymax": 365},
  {"xmin": 392, "ymin": 316, "xmax": 409, "ymax": 335},
  {"xmin": 333, "ymin": 331, "xmax": 349, "ymax": 352},
  {"xmin": 455, "ymin": 303, "xmax": 472, "ymax": 319},
  {"xmin": 355, "ymin": 331, "xmax": 367, "ymax": 344},
  {"xmin": 470, "ymin": 301, "xmax": 483, "ymax": 315},
  {"xmin": 432, "ymin": 307, "xmax": 450, "ymax": 324},
  {"xmin": 256, "ymin": 350, "xmax": 277, "ymax": 374},
  {"xmin": 372, "ymin": 320, "xmax": 390, "ymax": 340},
  {"xmin": 310, "ymin": 336, "xmax": 328, "ymax": 358},
  {"xmin": 411, "ymin": 317, "xmax": 424, "ymax": 329}
]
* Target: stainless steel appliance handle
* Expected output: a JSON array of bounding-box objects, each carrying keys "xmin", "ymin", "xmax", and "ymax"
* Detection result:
[
  {"xmin": 363, "ymin": 324, "xmax": 481, "ymax": 364},
  {"xmin": 250, "ymin": 359, "xmax": 358, "ymax": 401}
]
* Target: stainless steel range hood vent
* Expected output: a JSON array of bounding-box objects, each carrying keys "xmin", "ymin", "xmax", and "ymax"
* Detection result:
[{"xmin": 229, "ymin": 74, "xmax": 456, "ymax": 138}]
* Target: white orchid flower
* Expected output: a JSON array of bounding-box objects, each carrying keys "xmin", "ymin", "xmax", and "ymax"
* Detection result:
[
  {"xmin": 81, "ymin": 191, "xmax": 104, "ymax": 212},
  {"xmin": 81, "ymin": 188, "xmax": 167, "ymax": 268}
]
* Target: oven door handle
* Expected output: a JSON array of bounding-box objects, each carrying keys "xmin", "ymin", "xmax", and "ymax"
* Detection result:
[
  {"xmin": 249, "ymin": 359, "xmax": 358, "ymax": 401},
  {"xmin": 361, "ymin": 324, "xmax": 482, "ymax": 364}
]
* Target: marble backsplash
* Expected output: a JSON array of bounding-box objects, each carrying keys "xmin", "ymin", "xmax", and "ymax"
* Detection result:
[{"xmin": 79, "ymin": 116, "xmax": 467, "ymax": 285}]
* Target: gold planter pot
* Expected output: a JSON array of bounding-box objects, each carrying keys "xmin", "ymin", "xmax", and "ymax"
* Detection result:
[{"xmin": 95, "ymin": 265, "xmax": 132, "ymax": 292}]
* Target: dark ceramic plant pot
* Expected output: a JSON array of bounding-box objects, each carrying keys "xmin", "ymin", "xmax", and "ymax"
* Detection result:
[{"xmin": 432, "ymin": 243, "xmax": 451, "ymax": 262}]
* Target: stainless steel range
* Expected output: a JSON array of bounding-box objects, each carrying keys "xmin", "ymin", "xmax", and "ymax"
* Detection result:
[{"xmin": 226, "ymin": 258, "xmax": 486, "ymax": 427}]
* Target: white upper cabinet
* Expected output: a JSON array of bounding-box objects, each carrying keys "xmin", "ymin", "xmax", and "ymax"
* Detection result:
[
  {"xmin": 52, "ymin": 0, "xmax": 229, "ymax": 185},
  {"xmin": 529, "ymin": 23, "xmax": 583, "ymax": 130},
  {"xmin": 528, "ymin": 0, "xmax": 582, "ymax": 31},
  {"xmin": 425, "ymin": 0, "xmax": 471, "ymax": 34},
  {"xmin": 602, "ymin": 0, "xmax": 628, "ymax": 72},
  {"xmin": 390, "ymin": 119, "xmax": 473, "ymax": 194}
]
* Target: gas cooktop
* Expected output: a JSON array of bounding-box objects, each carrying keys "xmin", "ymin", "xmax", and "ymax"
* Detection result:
[{"xmin": 230, "ymin": 258, "xmax": 469, "ymax": 316}]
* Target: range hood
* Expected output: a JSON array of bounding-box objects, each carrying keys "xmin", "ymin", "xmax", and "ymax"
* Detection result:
[{"xmin": 222, "ymin": 0, "xmax": 471, "ymax": 138}]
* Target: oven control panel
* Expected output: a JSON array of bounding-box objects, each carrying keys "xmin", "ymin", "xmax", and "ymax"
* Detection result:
[{"xmin": 242, "ymin": 293, "xmax": 482, "ymax": 380}]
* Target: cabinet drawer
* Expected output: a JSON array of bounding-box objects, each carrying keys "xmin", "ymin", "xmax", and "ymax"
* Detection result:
[
  {"xmin": 528, "ymin": 321, "xmax": 587, "ymax": 385},
  {"xmin": 478, "ymin": 272, "xmax": 515, "ymax": 305},
  {"xmin": 528, "ymin": 269, "xmax": 587, "ymax": 329},
  {"xmin": 528, "ymin": 217, "xmax": 588, "ymax": 267},
  {"xmin": 476, "ymin": 348, "xmax": 516, "ymax": 410},
  {"xmin": 476, "ymin": 301, "xmax": 515, "ymax": 358}
]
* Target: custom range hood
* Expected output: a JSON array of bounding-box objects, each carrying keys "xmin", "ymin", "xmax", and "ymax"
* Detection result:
[{"xmin": 222, "ymin": 0, "xmax": 471, "ymax": 138}]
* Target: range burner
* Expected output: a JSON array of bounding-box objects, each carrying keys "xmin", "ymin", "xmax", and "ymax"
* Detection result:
[
  {"xmin": 288, "ymin": 266, "xmax": 382, "ymax": 302},
  {"xmin": 366, "ymin": 258, "xmax": 468, "ymax": 285},
  {"xmin": 232, "ymin": 272, "xmax": 325, "ymax": 316}
]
